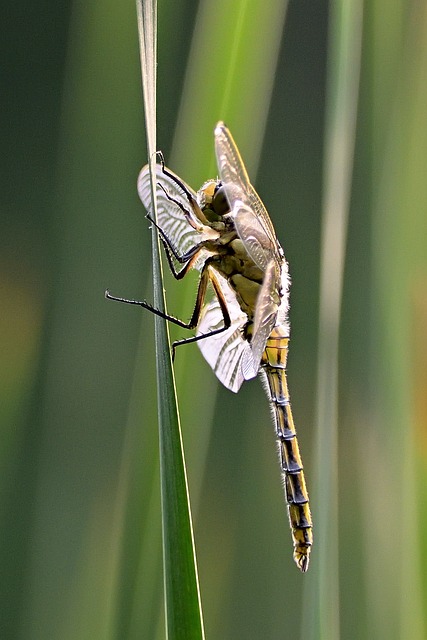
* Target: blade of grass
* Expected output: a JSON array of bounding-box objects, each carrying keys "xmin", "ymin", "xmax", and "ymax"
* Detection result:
[
  {"xmin": 303, "ymin": 1, "xmax": 363, "ymax": 638},
  {"xmin": 136, "ymin": 1, "xmax": 205, "ymax": 638},
  {"xmin": 368, "ymin": 2, "xmax": 427, "ymax": 637}
]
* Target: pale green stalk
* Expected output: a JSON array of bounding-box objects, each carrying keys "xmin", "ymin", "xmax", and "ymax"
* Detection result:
[{"xmin": 304, "ymin": 2, "xmax": 363, "ymax": 639}]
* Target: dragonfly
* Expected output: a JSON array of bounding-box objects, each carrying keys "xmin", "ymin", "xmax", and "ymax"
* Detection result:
[{"xmin": 106, "ymin": 122, "xmax": 313, "ymax": 571}]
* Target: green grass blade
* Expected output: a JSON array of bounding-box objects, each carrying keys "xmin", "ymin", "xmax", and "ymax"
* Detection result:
[
  {"xmin": 304, "ymin": 1, "xmax": 363, "ymax": 638},
  {"xmin": 136, "ymin": 2, "xmax": 205, "ymax": 637},
  {"xmin": 367, "ymin": 2, "xmax": 427, "ymax": 637}
]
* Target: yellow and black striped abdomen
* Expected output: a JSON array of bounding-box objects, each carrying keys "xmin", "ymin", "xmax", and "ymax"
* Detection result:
[{"xmin": 260, "ymin": 326, "xmax": 313, "ymax": 572}]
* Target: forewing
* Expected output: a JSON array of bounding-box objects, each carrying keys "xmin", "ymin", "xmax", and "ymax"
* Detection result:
[
  {"xmin": 233, "ymin": 200, "xmax": 277, "ymax": 271},
  {"xmin": 196, "ymin": 274, "xmax": 257, "ymax": 393},
  {"xmin": 250, "ymin": 260, "xmax": 283, "ymax": 369},
  {"xmin": 214, "ymin": 122, "xmax": 280, "ymax": 255},
  {"xmin": 138, "ymin": 163, "xmax": 217, "ymax": 262}
]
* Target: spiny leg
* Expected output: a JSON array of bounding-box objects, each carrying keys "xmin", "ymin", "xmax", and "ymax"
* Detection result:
[
  {"xmin": 157, "ymin": 182, "xmax": 202, "ymax": 232},
  {"xmin": 146, "ymin": 212, "xmax": 205, "ymax": 280},
  {"xmin": 104, "ymin": 290, "xmax": 195, "ymax": 330},
  {"xmin": 157, "ymin": 155, "xmax": 207, "ymax": 232},
  {"xmin": 160, "ymin": 239, "xmax": 202, "ymax": 280},
  {"xmin": 105, "ymin": 263, "xmax": 231, "ymax": 358},
  {"xmin": 158, "ymin": 153, "xmax": 201, "ymax": 218},
  {"xmin": 146, "ymin": 210, "xmax": 201, "ymax": 266},
  {"xmin": 171, "ymin": 267, "xmax": 231, "ymax": 356}
]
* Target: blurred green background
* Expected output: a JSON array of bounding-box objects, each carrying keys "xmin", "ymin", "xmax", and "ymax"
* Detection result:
[{"xmin": 2, "ymin": 1, "xmax": 427, "ymax": 639}]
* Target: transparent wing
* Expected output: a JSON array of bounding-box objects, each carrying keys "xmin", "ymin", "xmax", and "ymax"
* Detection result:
[
  {"xmin": 214, "ymin": 122, "xmax": 282, "ymax": 267},
  {"xmin": 196, "ymin": 273, "xmax": 258, "ymax": 393},
  {"xmin": 250, "ymin": 261, "xmax": 285, "ymax": 369},
  {"xmin": 138, "ymin": 163, "xmax": 218, "ymax": 263},
  {"xmin": 232, "ymin": 200, "xmax": 276, "ymax": 271}
]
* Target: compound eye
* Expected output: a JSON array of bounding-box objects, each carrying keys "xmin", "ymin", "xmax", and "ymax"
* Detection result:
[{"xmin": 212, "ymin": 185, "xmax": 229, "ymax": 216}]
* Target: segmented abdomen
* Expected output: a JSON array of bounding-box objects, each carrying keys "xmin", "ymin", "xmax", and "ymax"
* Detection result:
[{"xmin": 260, "ymin": 325, "xmax": 313, "ymax": 572}]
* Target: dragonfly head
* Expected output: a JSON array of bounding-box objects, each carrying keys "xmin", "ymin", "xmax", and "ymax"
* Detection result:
[{"xmin": 197, "ymin": 180, "xmax": 230, "ymax": 223}]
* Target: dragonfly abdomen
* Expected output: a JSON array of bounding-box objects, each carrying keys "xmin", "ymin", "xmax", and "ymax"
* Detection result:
[{"xmin": 260, "ymin": 327, "xmax": 313, "ymax": 572}]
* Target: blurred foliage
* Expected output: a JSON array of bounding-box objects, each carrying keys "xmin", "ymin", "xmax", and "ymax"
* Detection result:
[{"xmin": 1, "ymin": 1, "xmax": 427, "ymax": 639}]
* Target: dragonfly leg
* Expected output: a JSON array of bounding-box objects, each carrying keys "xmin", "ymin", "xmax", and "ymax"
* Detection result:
[
  {"xmin": 147, "ymin": 214, "xmax": 203, "ymax": 278},
  {"xmin": 105, "ymin": 261, "xmax": 231, "ymax": 358},
  {"xmin": 171, "ymin": 266, "xmax": 232, "ymax": 358},
  {"xmin": 146, "ymin": 211, "xmax": 199, "ymax": 264},
  {"xmin": 146, "ymin": 211, "xmax": 181, "ymax": 259},
  {"xmin": 159, "ymin": 156, "xmax": 200, "ymax": 218},
  {"xmin": 161, "ymin": 241, "xmax": 200, "ymax": 280},
  {"xmin": 158, "ymin": 182, "xmax": 202, "ymax": 233},
  {"xmin": 105, "ymin": 290, "xmax": 198, "ymax": 330}
]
